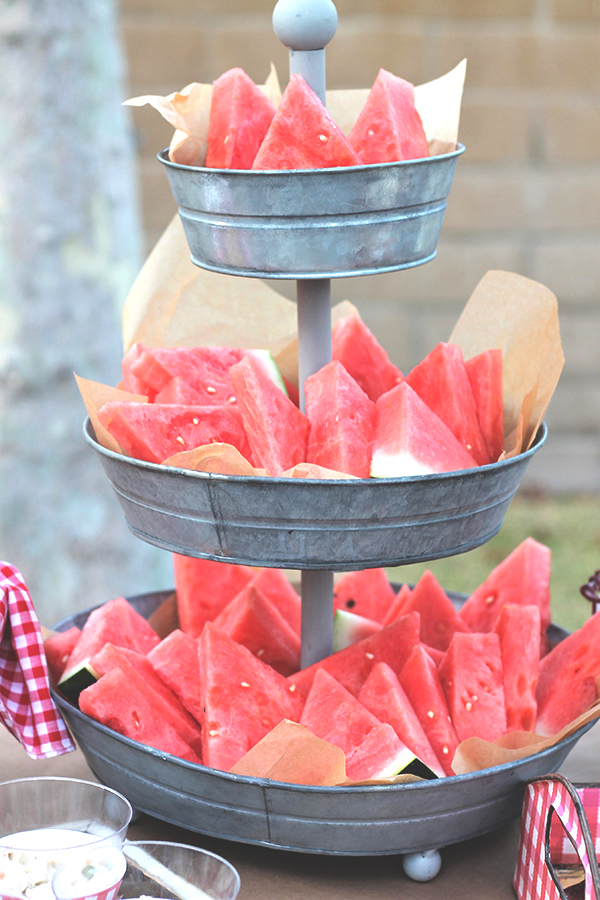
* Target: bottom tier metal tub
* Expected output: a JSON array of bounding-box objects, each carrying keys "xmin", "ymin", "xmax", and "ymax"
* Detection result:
[{"xmin": 52, "ymin": 590, "xmax": 594, "ymax": 856}]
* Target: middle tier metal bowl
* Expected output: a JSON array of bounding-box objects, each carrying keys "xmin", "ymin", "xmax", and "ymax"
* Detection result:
[
  {"xmin": 158, "ymin": 145, "xmax": 465, "ymax": 279},
  {"xmin": 85, "ymin": 418, "xmax": 546, "ymax": 570},
  {"xmin": 52, "ymin": 590, "xmax": 595, "ymax": 856}
]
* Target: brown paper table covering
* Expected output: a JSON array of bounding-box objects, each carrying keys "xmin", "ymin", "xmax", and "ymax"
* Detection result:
[{"xmin": 2, "ymin": 723, "xmax": 600, "ymax": 899}]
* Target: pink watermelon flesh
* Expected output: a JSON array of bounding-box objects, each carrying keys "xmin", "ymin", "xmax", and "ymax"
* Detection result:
[
  {"xmin": 121, "ymin": 342, "xmax": 149, "ymax": 397},
  {"xmin": 358, "ymin": 662, "xmax": 445, "ymax": 777},
  {"xmin": 345, "ymin": 722, "xmax": 414, "ymax": 782},
  {"xmin": 406, "ymin": 569, "xmax": 470, "ymax": 652},
  {"xmin": 423, "ymin": 644, "xmax": 445, "ymax": 667},
  {"xmin": 493, "ymin": 604, "xmax": 540, "ymax": 733},
  {"xmin": 62, "ymin": 597, "xmax": 160, "ymax": 680},
  {"xmin": 438, "ymin": 632, "xmax": 507, "ymax": 743},
  {"xmin": 98, "ymin": 401, "xmax": 253, "ymax": 465},
  {"xmin": 536, "ymin": 610, "xmax": 600, "ymax": 736},
  {"xmin": 288, "ymin": 612, "xmax": 421, "ymax": 702},
  {"xmin": 229, "ymin": 353, "xmax": 309, "ymax": 475},
  {"xmin": 154, "ymin": 377, "xmax": 208, "ymax": 406},
  {"xmin": 173, "ymin": 555, "xmax": 255, "ymax": 639},
  {"xmin": 44, "ymin": 627, "xmax": 81, "ymax": 684},
  {"xmin": 147, "ymin": 629, "xmax": 204, "ymax": 724},
  {"xmin": 90, "ymin": 643, "xmax": 203, "ymax": 756},
  {"xmin": 332, "ymin": 315, "xmax": 403, "ymax": 402},
  {"xmin": 304, "ymin": 360, "xmax": 375, "ymax": 478},
  {"xmin": 199, "ymin": 623, "xmax": 301, "ymax": 771},
  {"xmin": 300, "ymin": 668, "xmax": 383, "ymax": 754},
  {"xmin": 465, "ymin": 349, "xmax": 504, "ymax": 463},
  {"xmin": 333, "ymin": 568, "xmax": 397, "ymax": 623},
  {"xmin": 212, "ymin": 584, "xmax": 301, "ymax": 676},
  {"xmin": 348, "ymin": 68, "xmax": 429, "ymax": 164},
  {"xmin": 381, "ymin": 583, "xmax": 412, "ymax": 626},
  {"xmin": 252, "ymin": 74, "xmax": 362, "ymax": 170},
  {"xmin": 370, "ymin": 382, "xmax": 479, "ymax": 478},
  {"xmin": 79, "ymin": 666, "xmax": 201, "ymax": 764},
  {"xmin": 458, "ymin": 538, "xmax": 551, "ymax": 648},
  {"xmin": 399, "ymin": 643, "xmax": 459, "ymax": 776},
  {"xmin": 406, "ymin": 342, "xmax": 490, "ymax": 466},
  {"xmin": 248, "ymin": 569, "xmax": 301, "ymax": 637},
  {"xmin": 206, "ymin": 67, "xmax": 275, "ymax": 169}
]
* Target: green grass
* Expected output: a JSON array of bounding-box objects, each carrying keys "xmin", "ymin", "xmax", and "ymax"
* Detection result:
[{"xmin": 386, "ymin": 493, "xmax": 600, "ymax": 633}]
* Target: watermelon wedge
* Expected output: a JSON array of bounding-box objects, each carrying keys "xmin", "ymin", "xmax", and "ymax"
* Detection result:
[
  {"xmin": 199, "ymin": 623, "xmax": 301, "ymax": 771},
  {"xmin": 438, "ymin": 633, "xmax": 507, "ymax": 743},
  {"xmin": 212, "ymin": 584, "xmax": 301, "ymax": 676},
  {"xmin": 288, "ymin": 612, "xmax": 421, "ymax": 701},
  {"xmin": 331, "ymin": 315, "xmax": 402, "ymax": 402},
  {"xmin": 345, "ymin": 722, "xmax": 421, "ymax": 782},
  {"xmin": 536, "ymin": 610, "xmax": 600, "ymax": 736},
  {"xmin": 358, "ymin": 662, "xmax": 445, "ymax": 777},
  {"xmin": 304, "ymin": 361, "xmax": 375, "ymax": 478},
  {"xmin": 458, "ymin": 538, "xmax": 551, "ymax": 645},
  {"xmin": 493, "ymin": 604, "xmax": 540, "ymax": 733},
  {"xmin": 98, "ymin": 401, "xmax": 253, "ymax": 465},
  {"xmin": 43, "ymin": 627, "xmax": 81, "ymax": 684},
  {"xmin": 465, "ymin": 348, "xmax": 504, "ymax": 463},
  {"xmin": 252, "ymin": 74, "xmax": 362, "ymax": 170},
  {"xmin": 406, "ymin": 342, "xmax": 490, "ymax": 466},
  {"xmin": 147, "ymin": 629, "xmax": 204, "ymax": 724},
  {"xmin": 79, "ymin": 666, "xmax": 201, "ymax": 764},
  {"xmin": 248, "ymin": 569, "xmax": 301, "ymax": 637},
  {"xmin": 399, "ymin": 644, "xmax": 458, "ymax": 776},
  {"xmin": 381, "ymin": 583, "xmax": 412, "ymax": 626},
  {"xmin": 347, "ymin": 68, "xmax": 429, "ymax": 164},
  {"xmin": 405, "ymin": 570, "xmax": 470, "ymax": 652},
  {"xmin": 332, "ymin": 609, "xmax": 382, "ymax": 653},
  {"xmin": 229, "ymin": 353, "xmax": 309, "ymax": 475},
  {"xmin": 333, "ymin": 568, "xmax": 397, "ymax": 622},
  {"xmin": 173, "ymin": 555, "xmax": 254, "ymax": 639},
  {"xmin": 121, "ymin": 342, "xmax": 148, "ymax": 397},
  {"xmin": 370, "ymin": 382, "xmax": 478, "ymax": 478},
  {"xmin": 205, "ymin": 67, "xmax": 275, "ymax": 169}
]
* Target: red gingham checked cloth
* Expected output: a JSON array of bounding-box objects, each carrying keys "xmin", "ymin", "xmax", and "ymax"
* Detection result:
[{"xmin": 0, "ymin": 562, "xmax": 76, "ymax": 758}]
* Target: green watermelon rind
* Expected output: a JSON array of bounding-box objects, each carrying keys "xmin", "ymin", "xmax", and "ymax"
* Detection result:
[
  {"xmin": 248, "ymin": 349, "xmax": 288, "ymax": 397},
  {"xmin": 332, "ymin": 609, "xmax": 381, "ymax": 653}
]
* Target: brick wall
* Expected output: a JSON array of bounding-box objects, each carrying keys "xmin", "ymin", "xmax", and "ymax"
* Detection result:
[{"xmin": 120, "ymin": 0, "xmax": 600, "ymax": 492}]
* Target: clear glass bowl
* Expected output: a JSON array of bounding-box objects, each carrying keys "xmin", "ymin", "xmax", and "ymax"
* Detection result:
[
  {"xmin": 119, "ymin": 842, "xmax": 241, "ymax": 900},
  {"xmin": 0, "ymin": 777, "xmax": 132, "ymax": 900}
]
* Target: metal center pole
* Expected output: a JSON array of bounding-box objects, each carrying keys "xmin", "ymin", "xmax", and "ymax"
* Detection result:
[{"xmin": 273, "ymin": 0, "xmax": 338, "ymax": 669}]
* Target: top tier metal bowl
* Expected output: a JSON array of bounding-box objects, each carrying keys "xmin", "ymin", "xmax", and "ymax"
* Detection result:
[
  {"xmin": 158, "ymin": 145, "xmax": 464, "ymax": 279},
  {"xmin": 85, "ymin": 417, "xmax": 546, "ymax": 571}
]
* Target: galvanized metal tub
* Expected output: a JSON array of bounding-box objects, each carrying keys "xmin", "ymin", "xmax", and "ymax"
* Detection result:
[
  {"xmin": 52, "ymin": 590, "xmax": 593, "ymax": 856},
  {"xmin": 84, "ymin": 417, "xmax": 546, "ymax": 570},
  {"xmin": 158, "ymin": 145, "xmax": 464, "ymax": 279}
]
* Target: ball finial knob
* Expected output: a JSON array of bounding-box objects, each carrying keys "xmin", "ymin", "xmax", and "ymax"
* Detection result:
[{"xmin": 273, "ymin": 0, "xmax": 337, "ymax": 51}]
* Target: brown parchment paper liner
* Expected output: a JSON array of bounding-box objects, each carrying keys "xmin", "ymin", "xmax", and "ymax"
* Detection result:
[
  {"xmin": 449, "ymin": 270, "xmax": 564, "ymax": 457},
  {"xmin": 124, "ymin": 59, "xmax": 466, "ymax": 167}
]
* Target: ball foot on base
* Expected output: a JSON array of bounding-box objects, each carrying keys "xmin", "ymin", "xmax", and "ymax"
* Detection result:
[{"xmin": 402, "ymin": 849, "xmax": 442, "ymax": 882}]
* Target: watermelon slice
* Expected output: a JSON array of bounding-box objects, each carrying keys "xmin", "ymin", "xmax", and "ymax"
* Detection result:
[
  {"xmin": 304, "ymin": 361, "xmax": 375, "ymax": 478},
  {"xmin": 358, "ymin": 662, "xmax": 445, "ymax": 777},
  {"xmin": 370, "ymin": 382, "xmax": 479, "ymax": 478},
  {"xmin": 347, "ymin": 68, "xmax": 429, "ymax": 164},
  {"xmin": 405, "ymin": 570, "xmax": 470, "ymax": 652},
  {"xmin": 493, "ymin": 604, "xmax": 540, "ymax": 733},
  {"xmin": 458, "ymin": 538, "xmax": 551, "ymax": 646},
  {"xmin": 465, "ymin": 348, "xmax": 504, "ymax": 463},
  {"xmin": 212, "ymin": 584, "xmax": 301, "ymax": 676},
  {"xmin": 333, "ymin": 568, "xmax": 397, "ymax": 622},
  {"xmin": 252, "ymin": 74, "xmax": 362, "ymax": 170},
  {"xmin": 61, "ymin": 597, "xmax": 160, "ymax": 682},
  {"xmin": 399, "ymin": 644, "xmax": 458, "ymax": 776},
  {"xmin": 199, "ymin": 623, "xmax": 301, "ymax": 770},
  {"xmin": 438, "ymin": 633, "xmax": 507, "ymax": 743},
  {"xmin": 423, "ymin": 644, "xmax": 445, "ymax": 667},
  {"xmin": 173, "ymin": 555, "xmax": 255, "ymax": 639},
  {"xmin": 43, "ymin": 627, "xmax": 81, "ymax": 684},
  {"xmin": 381, "ymin": 583, "xmax": 412, "ymax": 626},
  {"xmin": 248, "ymin": 568, "xmax": 301, "ymax": 637},
  {"xmin": 229, "ymin": 353, "xmax": 309, "ymax": 475},
  {"xmin": 345, "ymin": 722, "xmax": 423, "ymax": 782},
  {"xmin": 147, "ymin": 629, "xmax": 204, "ymax": 724},
  {"xmin": 406, "ymin": 342, "xmax": 490, "ymax": 466},
  {"xmin": 205, "ymin": 67, "xmax": 275, "ymax": 169},
  {"xmin": 300, "ymin": 667, "xmax": 382, "ymax": 753},
  {"xmin": 288, "ymin": 612, "xmax": 421, "ymax": 701},
  {"xmin": 121, "ymin": 342, "xmax": 148, "ymax": 397},
  {"xmin": 332, "ymin": 609, "xmax": 382, "ymax": 653},
  {"xmin": 331, "ymin": 315, "xmax": 402, "ymax": 402},
  {"xmin": 536, "ymin": 610, "xmax": 600, "ymax": 736},
  {"xmin": 154, "ymin": 377, "xmax": 208, "ymax": 406},
  {"xmin": 79, "ymin": 666, "xmax": 201, "ymax": 764},
  {"xmin": 98, "ymin": 401, "xmax": 253, "ymax": 466},
  {"xmin": 90, "ymin": 643, "xmax": 203, "ymax": 755}
]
